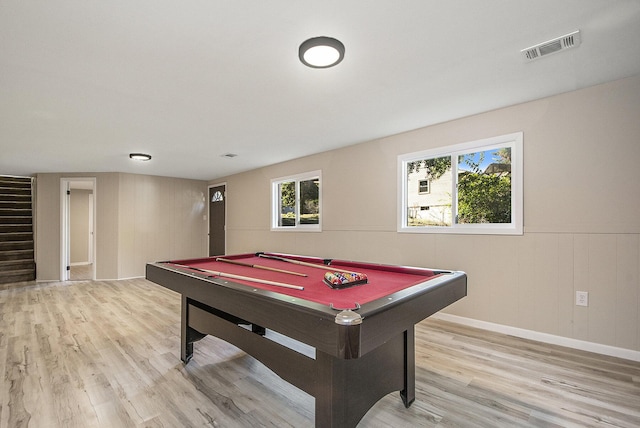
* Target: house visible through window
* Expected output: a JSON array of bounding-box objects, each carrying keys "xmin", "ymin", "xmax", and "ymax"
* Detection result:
[
  {"xmin": 398, "ymin": 132, "xmax": 523, "ymax": 235},
  {"xmin": 272, "ymin": 171, "xmax": 321, "ymax": 231}
]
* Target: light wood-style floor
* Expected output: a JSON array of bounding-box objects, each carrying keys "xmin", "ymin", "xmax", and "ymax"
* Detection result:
[
  {"xmin": 1, "ymin": 278, "xmax": 639, "ymax": 427},
  {"xmin": 69, "ymin": 264, "xmax": 93, "ymax": 281}
]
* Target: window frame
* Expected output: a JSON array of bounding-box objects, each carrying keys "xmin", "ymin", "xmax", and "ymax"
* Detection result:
[
  {"xmin": 271, "ymin": 170, "xmax": 322, "ymax": 232},
  {"xmin": 398, "ymin": 132, "xmax": 523, "ymax": 235}
]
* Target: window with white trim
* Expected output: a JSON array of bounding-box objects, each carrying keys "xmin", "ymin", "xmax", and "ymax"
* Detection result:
[
  {"xmin": 271, "ymin": 171, "xmax": 321, "ymax": 231},
  {"xmin": 398, "ymin": 132, "xmax": 523, "ymax": 235}
]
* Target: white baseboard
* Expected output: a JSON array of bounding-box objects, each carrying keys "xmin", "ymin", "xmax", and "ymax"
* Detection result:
[
  {"xmin": 36, "ymin": 275, "xmax": 143, "ymax": 282},
  {"xmin": 432, "ymin": 312, "xmax": 640, "ymax": 363}
]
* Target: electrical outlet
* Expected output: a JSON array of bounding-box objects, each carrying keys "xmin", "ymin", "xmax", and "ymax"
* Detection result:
[{"xmin": 576, "ymin": 291, "xmax": 589, "ymax": 307}]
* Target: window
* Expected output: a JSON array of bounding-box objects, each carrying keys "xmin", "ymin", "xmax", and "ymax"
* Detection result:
[
  {"xmin": 272, "ymin": 171, "xmax": 321, "ymax": 231},
  {"xmin": 398, "ymin": 132, "xmax": 523, "ymax": 235},
  {"xmin": 211, "ymin": 190, "xmax": 224, "ymax": 202},
  {"xmin": 418, "ymin": 179, "xmax": 430, "ymax": 194}
]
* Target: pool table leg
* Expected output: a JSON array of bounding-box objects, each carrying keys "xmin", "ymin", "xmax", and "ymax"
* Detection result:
[
  {"xmin": 400, "ymin": 327, "xmax": 416, "ymax": 408},
  {"xmin": 181, "ymin": 296, "xmax": 206, "ymax": 363},
  {"xmin": 314, "ymin": 330, "xmax": 413, "ymax": 426},
  {"xmin": 181, "ymin": 295, "xmax": 192, "ymax": 363}
]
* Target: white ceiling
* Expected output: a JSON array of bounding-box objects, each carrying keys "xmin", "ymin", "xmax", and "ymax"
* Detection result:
[{"xmin": 2, "ymin": 1, "xmax": 639, "ymax": 181}]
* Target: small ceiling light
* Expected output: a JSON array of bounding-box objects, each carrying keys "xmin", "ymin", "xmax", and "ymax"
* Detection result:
[
  {"xmin": 129, "ymin": 153, "xmax": 152, "ymax": 161},
  {"xmin": 299, "ymin": 36, "xmax": 345, "ymax": 68}
]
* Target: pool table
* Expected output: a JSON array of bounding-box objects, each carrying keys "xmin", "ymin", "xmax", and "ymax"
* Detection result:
[{"xmin": 146, "ymin": 252, "xmax": 466, "ymax": 427}]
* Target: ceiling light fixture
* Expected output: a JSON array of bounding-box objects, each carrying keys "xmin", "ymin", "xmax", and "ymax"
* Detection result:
[
  {"xmin": 129, "ymin": 153, "xmax": 152, "ymax": 161},
  {"xmin": 299, "ymin": 36, "xmax": 345, "ymax": 68}
]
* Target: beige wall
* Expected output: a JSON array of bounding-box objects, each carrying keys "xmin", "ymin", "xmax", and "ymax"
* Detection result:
[
  {"xmin": 117, "ymin": 173, "xmax": 208, "ymax": 278},
  {"xmin": 35, "ymin": 172, "xmax": 207, "ymax": 280},
  {"xmin": 34, "ymin": 173, "xmax": 63, "ymax": 280},
  {"xmin": 213, "ymin": 74, "xmax": 640, "ymax": 353},
  {"xmin": 70, "ymin": 189, "xmax": 91, "ymax": 264}
]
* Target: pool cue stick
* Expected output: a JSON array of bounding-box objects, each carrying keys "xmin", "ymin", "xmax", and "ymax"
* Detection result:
[
  {"xmin": 172, "ymin": 264, "xmax": 304, "ymax": 291},
  {"xmin": 216, "ymin": 257, "xmax": 307, "ymax": 277},
  {"xmin": 258, "ymin": 254, "xmax": 362, "ymax": 276}
]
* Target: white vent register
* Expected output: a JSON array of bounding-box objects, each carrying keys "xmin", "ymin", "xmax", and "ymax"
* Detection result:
[{"xmin": 521, "ymin": 30, "xmax": 581, "ymax": 61}]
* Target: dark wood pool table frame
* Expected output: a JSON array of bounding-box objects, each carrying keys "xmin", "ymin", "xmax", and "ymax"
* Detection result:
[{"xmin": 146, "ymin": 253, "xmax": 466, "ymax": 427}]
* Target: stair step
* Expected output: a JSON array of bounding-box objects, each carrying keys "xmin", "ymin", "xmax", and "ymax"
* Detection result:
[
  {"xmin": 0, "ymin": 268, "xmax": 35, "ymax": 276},
  {"xmin": 0, "ymin": 192, "xmax": 31, "ymax": 200},
  {"xmin": 0, "ymin": 224, "xmax": 32, "ymax": 233},
  {"xmin": 0, "ymin": 200, "xmax": 31, "ymax": 209},
  {"xmin": 0, "ymin": 232, "xmax": 33, "ymax": 242},
  {"xmin": 0, "ymin": 259, "xmax": 35, "ymax": 271},
  {"xmin": 0, "ymin": 270, "xmax": 36, "ymax": 285},
  {"xmin": 0, "ymin": 249, "xmax": 34, "ymax": 261},
  {"xmin": 0, "ymin": 216, "xmax": 32, "ymax": 225},
  {"xmin": 0, "ymin": 187, "xmax": 31, "ymax": 196},
  {"xmin": 0, "ymin": 181, "xmax": 31, "ymax": 188},
  {"xmin": 0, "ymin": 175, "xmax": 32, "ymax": 182},
  {"xmin": 0, "ymin": 208, "xmax": 31, "ymax": 218},
  {"xmin": 0, "ymin": 241, "xmax": 34, "ymax": 251}
]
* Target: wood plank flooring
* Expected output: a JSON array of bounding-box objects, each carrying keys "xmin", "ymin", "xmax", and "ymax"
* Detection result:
[
  {"xmin": 69, "ymin": 264, "xmax": 93, "ymax": 281},
  {"xmin": 1, "ymin": 278, "xmax": 639, "ymax": 427}
]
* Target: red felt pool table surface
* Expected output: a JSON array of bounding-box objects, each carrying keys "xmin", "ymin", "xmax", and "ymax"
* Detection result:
[{"xmin": 164, "ymin": 252, "xmax": 443, "ymax": 310}]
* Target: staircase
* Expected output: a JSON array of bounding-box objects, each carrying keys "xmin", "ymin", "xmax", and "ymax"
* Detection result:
[{"xmin": 0, "ymin": 176, "xmax": 36, "ymax": 284}]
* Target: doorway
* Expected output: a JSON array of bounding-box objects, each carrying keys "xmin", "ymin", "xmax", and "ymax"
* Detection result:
[
  {"xmin": 61, "ymin": 178, "xmax": 96, "ymax": 281},
  {"xmin": 209, "ymin": 183, "xmax": 226, "ymax": 256}
]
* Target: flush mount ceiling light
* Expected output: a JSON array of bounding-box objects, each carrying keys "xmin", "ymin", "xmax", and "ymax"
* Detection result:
[
  {"xmin": 129, "ymin": 153, "xmax": 152, "ymax": 161},
  {"xmin": 299, "ymin": 36, "xmax": 345, "ymax": 68}
]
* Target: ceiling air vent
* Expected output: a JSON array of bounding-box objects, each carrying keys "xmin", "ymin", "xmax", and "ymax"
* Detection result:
[{"xmin": 521, "ymin": 30, "xmax": 581, "ymax": 62}]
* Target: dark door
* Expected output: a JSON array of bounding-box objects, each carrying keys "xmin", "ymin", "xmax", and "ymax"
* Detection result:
[{"xmin": 209, "ymin": 185, "xmax": 226, "ymax": 256}]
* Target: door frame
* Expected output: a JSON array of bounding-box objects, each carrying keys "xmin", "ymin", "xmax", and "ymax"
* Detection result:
[
  {"xmin": 208, "ymin": 182, "xmax": 227, "ymax": 256},
  {"xmin": 61, "ymin": 177, "xmax": 97, "ymax": 281}
]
